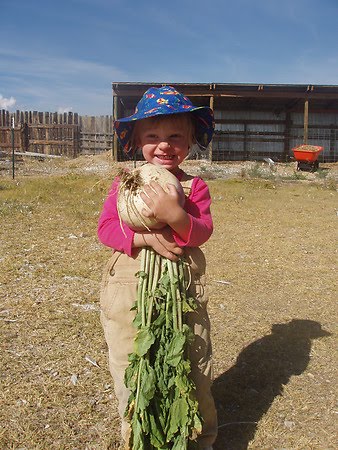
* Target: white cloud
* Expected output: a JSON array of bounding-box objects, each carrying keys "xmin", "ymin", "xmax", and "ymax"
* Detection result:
[
  {"xmin": 58, "ymin": 106, "xmax": 73, "ymax": 114},
  {"xmin": 0, "ymin": 94, "xmax": 16, "ymax": 110}
]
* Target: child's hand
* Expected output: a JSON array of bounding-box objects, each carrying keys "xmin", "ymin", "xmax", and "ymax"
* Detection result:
[
  {"xmin": 141, "ymin": 181, "xmax": 182, "ymax": 224},
  {"xmin": 133, "ymin": 226, "xmax": 184, "ymax": 261},
  {"xmin": 141, "ymin": 181, "xmax": 191, "ymax": 242}
]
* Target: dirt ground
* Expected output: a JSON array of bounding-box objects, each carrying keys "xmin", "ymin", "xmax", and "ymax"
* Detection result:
[{"xmin": 0, "ymin": 153, "xmax": 337, "ymax": 449}]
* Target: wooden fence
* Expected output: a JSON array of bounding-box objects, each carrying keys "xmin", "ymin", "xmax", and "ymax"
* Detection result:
[
  {"xmin": 0, "ymin": 110, "xmax": 113, "ymax": 158},
  {"xmin": 80, "ymin": 115, "xmax": 113, "ymax": 155}
]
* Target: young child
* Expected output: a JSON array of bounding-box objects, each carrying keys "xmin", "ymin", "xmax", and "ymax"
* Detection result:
[{"xmin": 98, "ymin": 86, "xmax": 217, "ymax": 450}]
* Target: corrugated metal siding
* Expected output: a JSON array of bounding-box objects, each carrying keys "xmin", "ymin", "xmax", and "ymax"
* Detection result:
[
  {"xmin": 212, "ymin": 108, "xmax": 338, "ymax": 161},
  {"xmin": 291, "ymin": 112, "xmax": 338, "ymax": 125},
  {"xmin": 114, "ymin": 96, "xmax": 338, "ymax": 162},
  {"xmin": 213, "ymin": 109, "xmax": 287, "ymax": 160},
  {"xmin": 214, "ymin": 110, "xmax": 284, "ymax": 120},
  {"xmin": 290, "ymin": 112, "xmax": 337, "ymax": 160}
]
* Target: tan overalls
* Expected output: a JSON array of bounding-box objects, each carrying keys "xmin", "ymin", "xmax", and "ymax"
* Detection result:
[{"xmin": 100, "ymin": 176, "xmax": 217, "ymax": 449}]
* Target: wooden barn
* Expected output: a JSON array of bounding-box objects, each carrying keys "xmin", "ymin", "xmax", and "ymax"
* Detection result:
[{"xmin": 112, "ymin": 82, "xmax": 338, "ymax": 163}]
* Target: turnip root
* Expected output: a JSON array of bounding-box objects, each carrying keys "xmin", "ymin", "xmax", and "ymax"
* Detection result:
[{"xmin": 117, "ymin": 163, "xmax": 185, "ymax": 231}]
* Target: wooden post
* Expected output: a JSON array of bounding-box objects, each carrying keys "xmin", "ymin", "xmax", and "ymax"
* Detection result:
[
  {"xmin": 45, "ymin": 112, "xmax": 51, "ymax": 155},
  {"xmin": 283, "ymin": 111, "xmax": 291, "ymax": 161},
  {"xmin": 11, "ymin": 116, "xmax": 15, "ymax": 179},
  {"xmin": 20, "ymin": 122, "xmax": 29, "ymax": 152},
  {"xmin": 209, "ymin": 95, "xmax": 214, "ymax": 161},
  {"xmin": 304, "ymin": 99, "xmax": 309, "ymax": 144},
  {"xmin": 32, "ymin": 111, "xmax": 38, "ymax": 154},
  {"xmin": 112, "ymin": 94, "xmax": 118, "ymax": 161},
  {"xmin": 243, "ymin": 122, "xmax": 248, "ymax": 159},
  {"xmin": 329, "ymin": 125, "xmax": 335, "ymax": 163}
]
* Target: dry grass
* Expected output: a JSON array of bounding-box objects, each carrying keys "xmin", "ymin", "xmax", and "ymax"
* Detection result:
[
  {"xmin": 208, "ymin": 178, "xmax": 337, "ymax": 449},
  {"xmin": 0, "ymin": 154, "xmax": 337, "ymax": 449}
]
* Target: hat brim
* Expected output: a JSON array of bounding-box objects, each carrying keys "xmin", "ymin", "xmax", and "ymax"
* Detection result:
[{"xmin": 114, "ymin": 106, "xmax": 214, "ymax": 155}]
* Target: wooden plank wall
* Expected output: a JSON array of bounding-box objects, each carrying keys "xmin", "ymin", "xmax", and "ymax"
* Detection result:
[
  {"xmin": 0, "ymin": 110, "xmax": 113, "ymax": 157},
  {"xmin": 80, "ymin": 115, "xmax": 113, "ymax": 154}
]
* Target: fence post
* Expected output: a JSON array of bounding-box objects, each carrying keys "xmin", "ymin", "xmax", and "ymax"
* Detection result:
[
  {"xmin": 244, "ymin": 122, "xmax": 249, "ymax": 160},
  {"xmin": 112, "ymin": 94, "xmax": 118, "ymax": 160},
  {"xmin": 11, "ymin": 116, "xmax": 15, "ymax": 179},
  {"xmin": 74, "ymin": 113, "xmax": 80, "ymax": 157},
  {"xmin": 20, "ymin": 122, "xmax": 29, "ymax": 152},
  {"xmin": 329, "ymin": 125, "xmax": 335, "ymax": 163},
  {"xmin": 283, "ymin": 111, "xmax": 291, "ymax": 162},
  {"xmin": 303, "ymin": 100, "xmax": 309, "ymax": 145},
  {"xmin": 209, "ymin": 95, "xmax": 214, "ymax": 162}
]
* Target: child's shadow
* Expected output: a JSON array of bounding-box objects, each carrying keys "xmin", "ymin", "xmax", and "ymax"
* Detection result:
[{"xmin": 212, "ymin": 319, "xmax": 331, "ymax": 450}]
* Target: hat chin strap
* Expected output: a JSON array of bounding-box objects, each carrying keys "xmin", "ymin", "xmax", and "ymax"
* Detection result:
[
  {"xmin": 187, "ymin": 142, "xmax": 210, "ymax": 160},
  {"xmin": 133, "ymin": 147, "xmax": 138, "ymax": 168},
  {"xmin": 195, "ymin": 138, "xmax": 209, "ymax": 150}
]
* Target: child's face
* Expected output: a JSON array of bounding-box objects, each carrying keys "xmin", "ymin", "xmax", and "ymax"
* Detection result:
[{"xmin": 135, "ymin": 116, "xmax": 192, "ymax": 174}]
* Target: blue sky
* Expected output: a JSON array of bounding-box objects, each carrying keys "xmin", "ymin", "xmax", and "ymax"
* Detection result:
[{"xmin": 1, "ymin": 0, "xmax": 338, "ymax": 115}]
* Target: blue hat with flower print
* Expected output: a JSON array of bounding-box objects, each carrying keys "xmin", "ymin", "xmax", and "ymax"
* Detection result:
[{"xmin": 114, "ymin": 85, "xmax": 214, "ymax": 155}]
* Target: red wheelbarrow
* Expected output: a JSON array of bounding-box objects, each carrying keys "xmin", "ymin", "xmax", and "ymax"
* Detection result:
[{"xmin": 292, "ymin": 145, "xmax": 324, "ymax": 172}]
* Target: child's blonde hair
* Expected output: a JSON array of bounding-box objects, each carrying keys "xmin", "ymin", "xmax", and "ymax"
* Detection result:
[{"xmin": 130, "ymin": 113, "xmax": 196, "ymax": 151}]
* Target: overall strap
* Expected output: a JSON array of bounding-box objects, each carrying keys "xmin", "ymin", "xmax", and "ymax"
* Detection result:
[{"xmin": 179, "ymin": 172, "xmax": 194, "ymax": 198}]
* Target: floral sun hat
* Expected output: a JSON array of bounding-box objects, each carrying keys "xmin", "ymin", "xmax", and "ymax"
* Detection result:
[{"xmin": 114, "ymin": 85, "xmax": 214, "ymax": 155}]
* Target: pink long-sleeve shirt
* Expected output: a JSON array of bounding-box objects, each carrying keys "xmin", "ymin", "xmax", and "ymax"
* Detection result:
[{"xmin": 97, "ymin": 169, "xmax": 213, "ymax": 256}]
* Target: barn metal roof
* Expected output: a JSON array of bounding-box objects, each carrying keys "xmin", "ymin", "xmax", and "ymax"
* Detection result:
[{"xmin": 112, "ymin": 82, "xmax": 338, "ymax": 112}]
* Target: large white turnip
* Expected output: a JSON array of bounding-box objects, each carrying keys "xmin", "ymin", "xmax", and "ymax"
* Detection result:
[{"xmin": 117, "ymin": 163, "xmax": 185, "ymax": 231}]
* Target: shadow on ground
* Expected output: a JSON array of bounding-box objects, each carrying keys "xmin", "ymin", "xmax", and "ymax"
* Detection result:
[{"xmin": 212, "ymin": 319, "xmax": 331, "ymax": 450}]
